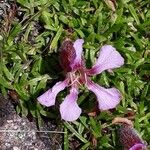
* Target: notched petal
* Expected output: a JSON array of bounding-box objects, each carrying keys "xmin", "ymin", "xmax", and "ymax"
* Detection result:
[
  {"xmin": 88, "ymin": 45, "xmax": 124, "ymax": 75},
  {"xmin": 37, "ymin": 80, "xmax": 68, "ymax": 107},
  {"xmin": 60, "ymin": 88, "xmax": 81, "ymax": 121},
  {"xmin": 87, "ymin": 81, "xmax": 121, "ymax": 110},
  {"xmin": 71, "ymin": 39, "xmax": 84, "ymax": 69}
]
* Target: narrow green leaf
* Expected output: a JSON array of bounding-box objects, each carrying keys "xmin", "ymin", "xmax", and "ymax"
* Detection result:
[
  {"xmin": 28, "ymin": 75, "xmax": 51, "ymax": 85},
  {"xmin": 19, "ymin": 100, "xmax": 28, "ymax": 117},
  {"xmin": 7, "ymin": 23, "xmax": 22, "ymax": 45},
  {"xmin": 89, "ymin": 117, "xmax": 101, "ymax": 138},
  {"xmin": 64, "ymin": 122, "xmax": 88, "ymax": 143},
  {"xmin": 0, "ymin": 75, "xmax": 13, "ymax": 89},
  {"xmin": 37, "ymin": 110, "xmax": 43, "ymax": 127},
  {"xmin": 17, "ymin": 0, "xmax": 30, "ymax": 8},
  {"xmin": 128, "ymin": 4, "xmax": 140, "ymax": 25},
  {"xmin": 130, "ymin": 32, "xmax": 143, "ymax": 49},
  {"xmin": 64, "ymin": 127, "xmax": 69, "ymax": 150},
  {"xmin": 36, "ymin": 78, "xmax": 47, "ymax": 91},
  {"xmin": 75, "ymin": 29, "xmax": 85, "ymax": 38},
  {"xmin": 80, "ymin": 142, "xmax": 91, "ymax": 150},
  {"xmin": 2, "ymin": 64, "xmax": 14, "ymax": 81},
  {"xmin": 59, "ymin": 15, "xmax": 69, "ymax": 24},
  {"xmin": 0, "ymin": 86, "xmax": 7, "ymax": 96},
  {"xmin": 14, "ymin": 84, "xmax": 29, "ymax": 101},
  {"xmin": 50, "ymin": 25, "xmax": 63, "ymax": 51}
]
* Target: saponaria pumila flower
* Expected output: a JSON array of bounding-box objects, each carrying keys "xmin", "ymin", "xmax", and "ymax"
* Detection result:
[
  {"xmin": 113, "ymin": 117, "xmax": 147, "ymax": 150},
  {"xmin": 117, "ymin": 124, "xmax": 147, "ymax": 150},
  {"xmin": 37, "ymin": 39, "xmax": 124, "ymax": 121},
  {"xmin": 118, "ymin": 124, "xmax": 147, "ymax": 150}
]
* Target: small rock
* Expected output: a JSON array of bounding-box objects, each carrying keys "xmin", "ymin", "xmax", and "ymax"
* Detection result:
[
  {"xmin": 7, "ymin": 120, "xmax": 13, "ymax": 123},
  {"xmin": 13, "ymin": 146, "xmax": 20, "ymax": 150}
]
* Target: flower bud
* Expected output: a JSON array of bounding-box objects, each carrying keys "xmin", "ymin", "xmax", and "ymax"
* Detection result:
[
  {"xmin": 117, "ymin": 124, "xmax": 147, "ymax": 150},
  {"xmin": 59, "ymin": 39, "xmax": 76, "ymax": 72}
]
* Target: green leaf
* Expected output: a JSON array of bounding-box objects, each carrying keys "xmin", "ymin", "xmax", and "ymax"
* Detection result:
[
  {"xmin": 128, "ymin": 4, "xmax": 140, "ymax": 25},
  {"xmin": 2, "ymin": 64, "xmax": 14, "ymax": 81},
  {"xmin": 28, "ymin": 75, "xmax": 51, "ymax": 85},
  {"xmin": 80, "ymin": 142, "xmax": 91, "ymax": 150},
  {"xmin": 64, "ymin": 127, "xmax": 69, "ymax": 150},
  {"xmin": 7, "ymin": 23, "xmax": 22, "ymax": 45},
  {"xmin": 14, "ymin": 84, "xmax": 29, "ymax": 101},
  {"xmin": 0, "ymin": 75, "xmax": 13, "ymax": 89},
  {"xmin": 19, "ymin": 100, "xmax": 28, "ymax": 117},
  {"xmin": 75, "ymin": 29, "xmax": 85, "ymax": 38},
  {"xmin": 64, "ymin": 122, "xmax": 88, "ymax": 143},
  {"xmin": 59, "ymin": 15, "xmax": 69, "ymax": 24},
  {"xmin": 50, "ymin": 25, "xmax": 63, "ymax": 51},
  {"xmin": 130, "ymin": 32, "xmax": 143, "ymax": 49},
  {"xmin": 89, "ymin": 117, "xmax": 101, "ymax": 138}
]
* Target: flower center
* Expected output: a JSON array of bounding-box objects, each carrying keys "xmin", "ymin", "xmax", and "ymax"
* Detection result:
[{"xmin": 67, "ymin": 67, "xmax": 88, "ymax": 88}]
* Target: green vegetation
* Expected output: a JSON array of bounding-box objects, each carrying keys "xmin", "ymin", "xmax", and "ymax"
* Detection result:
[{"xmin": 0, "ymin": 0, "xmax": 149, "ymax": 149}]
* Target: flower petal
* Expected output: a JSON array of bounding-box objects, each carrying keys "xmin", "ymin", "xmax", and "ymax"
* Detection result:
[
  {"xmin": 129, "ymin": 143, "xmax": 147, "ymax": 150},
  {"xmin": 37, "ymin": 80, "xmax": 68, "ymax": 107},
  {"xmin": 60, "ymin": 87, "xmax": 81, "ymax": 121},
  {"xmin": 87, "ymin": 81, "xmax": 121, "ymax": 110},
  {"xmin": 87, "ymin": 45, "xmax": 124, "ymax": 75},
  {"xmin": 71, "ymin": 39, "xmax": 84, "ymax": 69}
]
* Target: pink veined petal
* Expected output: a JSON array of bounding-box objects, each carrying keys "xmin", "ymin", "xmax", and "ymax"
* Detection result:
[
  {"xmin": 129, "ymin": 143, "xmax": 147, "ymax": 150},
  {"xmin": 87, "ymin": 81, "xmax": 121, "ymax": 110},
  {"xmin": 87, "ymin": 45, "xmax": 124, "ymax": 75},
  {"xmin": 37, "ymin": 80, "xmax": 68, "ymax": 107},
  {"xmin": 71, "ymin": 39, "xmax": 84, "ymax": 69},
  {"xmin": 60, "ymin": 87, "xmax": 81, "ymax": 121}
]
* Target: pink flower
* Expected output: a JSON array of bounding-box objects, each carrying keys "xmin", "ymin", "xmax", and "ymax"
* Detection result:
[
  {"xmin": 37, "ymin": 39, "xmax": 124, "ymax": 121},
  {"xmin": 118, "ymin": 125, "xmax": 147, "ymax": 150}
]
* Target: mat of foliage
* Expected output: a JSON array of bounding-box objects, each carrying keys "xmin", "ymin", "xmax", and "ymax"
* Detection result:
[{"xmin": 0, "ymin": 0, "xmax": 149, "ymax": 149}]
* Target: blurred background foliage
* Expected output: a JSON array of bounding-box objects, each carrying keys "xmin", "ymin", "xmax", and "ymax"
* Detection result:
[{"xmin": 0, "ymin": 0, "xmax": 149, "ymax": 149}]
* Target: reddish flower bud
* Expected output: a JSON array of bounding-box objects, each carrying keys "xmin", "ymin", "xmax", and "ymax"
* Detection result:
[
  {"xmin": 117, "ymin": 125, "xmax": 147, "ymax": 150},
  {"xmin": 59, "ymin": 39, "xmax": 76, "ymax": 72}
]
